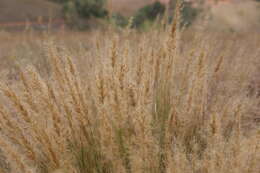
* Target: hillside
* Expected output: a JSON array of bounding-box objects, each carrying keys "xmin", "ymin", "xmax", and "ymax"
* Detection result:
[
  {"xmin": 109, "ymin": 0, "xmax": 154, "ymax": 16},
  {"xmin": 207, "ymin": 1, "xmax": 260, "ymax": 32},
  {"xmin": 0, "ymin": 0, "xmax": 62, "ymax": 23},
  {"xmin": 0, "ymin": 0, "xmax": 156, "ymax": 23}
]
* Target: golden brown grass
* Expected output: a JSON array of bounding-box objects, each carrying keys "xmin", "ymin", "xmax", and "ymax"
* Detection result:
[{"xmin": 0, "ymin": 7, "xmax": 260, "ymax": 173}]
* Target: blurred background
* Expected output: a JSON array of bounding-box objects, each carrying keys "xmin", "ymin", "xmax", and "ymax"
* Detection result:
[{"xmin": 0, "ymin": 0, "xmax": 259, "ymax": 32}]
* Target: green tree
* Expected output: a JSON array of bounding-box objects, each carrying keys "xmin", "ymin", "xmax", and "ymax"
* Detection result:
[{"xmin": 62, "ymin": 0, "xmax": 108, "ymax": 20}]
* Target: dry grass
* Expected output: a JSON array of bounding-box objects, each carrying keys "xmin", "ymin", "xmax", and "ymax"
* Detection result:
[{"xmin": 0, "ymin": 6, "xmax": 260, "ymax": 173}]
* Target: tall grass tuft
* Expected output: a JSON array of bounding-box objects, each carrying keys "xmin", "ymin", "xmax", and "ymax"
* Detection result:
[{"xmin": 0, "ymin": 5, "xmax": 259, "ymax": 173}]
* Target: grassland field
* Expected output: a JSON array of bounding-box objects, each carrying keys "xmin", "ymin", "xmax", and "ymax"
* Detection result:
[{"xmin": 0, "ymin": 2, "xmax": 259, "ymax": 173}]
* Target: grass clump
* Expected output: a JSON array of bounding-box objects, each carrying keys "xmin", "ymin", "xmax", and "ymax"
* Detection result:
[{"xmin": 0, "ymin": 5, "xmax": 259, "ymax": 173}]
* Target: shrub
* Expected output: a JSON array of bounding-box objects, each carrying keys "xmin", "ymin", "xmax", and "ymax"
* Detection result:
[
  {"xmin": 181, "ymin": 1, "xmax": 200, "ymax": 26},
  {"xmin": 132, "ymin": 0, "xmax": 200, "ymax": 29},
  {"xmin": 63, "ymin": 0, "xmax": 108, "ymax": 21},
  {"xmin": 169, "ymin": 0, "xmax": 201, "ymax": 27},
  {"xmin": 61, "ymin": 0, "xmax": 108, "ymax": 29},
  {"xmin": 110, "ymin": 13, "xmax": 128, "ymax": 28},
  {"xmin": 74, "ymin": 0, "xmax": 108, "ymax": 18},
  {"xmin": 132, "ymin": 2, "xmax": 166, "ymax": 28}
]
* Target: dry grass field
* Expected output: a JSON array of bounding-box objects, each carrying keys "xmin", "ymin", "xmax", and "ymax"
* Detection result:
[{"xmin": 0, "ymin": 3, "xmax": 260, "ymax": 173}]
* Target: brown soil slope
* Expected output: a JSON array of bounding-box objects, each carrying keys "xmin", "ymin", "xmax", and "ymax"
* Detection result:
[
  {"xmin": 109, "ymin": 0, "xmax": 153, "ymax": 16},
  {"xmin": 0, "ymin": 0, "xmax": 62, "ymax": 23},
  {"xmin": 208, "ymin": 1, "xmax": 260, "ymax": 32}
]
